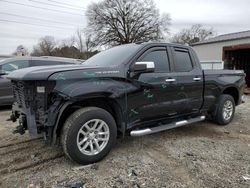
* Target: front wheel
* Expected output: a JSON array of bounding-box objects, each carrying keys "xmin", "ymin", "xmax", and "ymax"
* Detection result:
[
  {"xmin": 61, "ymin": 107, "xmax": 117, "ymax": 164},
  {"xmin": 213, "ymin": 94, "xmax": 235, "ymax": 125}
]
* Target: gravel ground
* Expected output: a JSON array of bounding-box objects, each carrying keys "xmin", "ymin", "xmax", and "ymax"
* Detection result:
[{"xmin": 0, "ymin": 97, "xmax": 250, "ymax": 188}]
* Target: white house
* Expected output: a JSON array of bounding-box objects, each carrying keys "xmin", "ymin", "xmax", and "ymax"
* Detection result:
[{"xmin": 192, "ymin": 30, "xmax": 250, "ymax": 86}]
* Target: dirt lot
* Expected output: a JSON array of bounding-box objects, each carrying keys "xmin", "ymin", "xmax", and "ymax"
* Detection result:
[{"xmin": 0, "ymin": 97, "xmax": 250, "ymax": 188}]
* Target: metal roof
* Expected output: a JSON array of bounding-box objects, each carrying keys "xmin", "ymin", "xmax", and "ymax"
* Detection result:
[{"xmin": 192, "ymin": 30, "xmax": 250, "ymax": 46}]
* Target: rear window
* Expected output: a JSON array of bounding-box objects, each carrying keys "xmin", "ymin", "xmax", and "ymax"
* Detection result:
[{"xmin": 174, "ymin": 49, "xmax": 193, "ymax": 72}]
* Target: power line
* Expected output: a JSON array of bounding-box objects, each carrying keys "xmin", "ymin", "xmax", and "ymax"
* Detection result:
[
  {"xmin": 0, "ymin": 34, "xmax": 40, "ymax": 40},
  {"xmin": 48, "ymin": 0, "xmax": 86, "ymax": 10},
  {"xmin": 0, "ymin": 19, "xmax": 77, "ymax": 30},
  {"xmin": 0, "ymin": 12, "xmax": 82, "ymax": 27},
  {"xmin": 0, "ymin": 0, "xmax": 84, "ymax": 16},
  {"xmin": 29, "ymin": 0, "xmax": 85, "ymax": 12}
]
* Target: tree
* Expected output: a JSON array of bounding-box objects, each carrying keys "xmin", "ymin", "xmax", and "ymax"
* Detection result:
[
  {"xmin": 31, "ymin": 36, "xmax": 56, "ymax": 56},
  {"xmin": 30, "ymin": 34, "xmax": 98, "ymax": 59},
  {"xmin": 74, "ymin": 29, "xmax": 96, "ymax": 59},
  {"xmin": 84, "ymin": 34, "xmax": 96, "ymax": 59},
  {"xmin": 61, "ymin": 35, "xmax": 75, "ymax": 48},
  {"xmin": 52, "ymin": 46, "xmax": 80, "ymax": 58},
  {"xmin": 171, "ymin": 24, "xmax": 215, "ymax": 45},
  {"xmin": 75, "ymin": 29, "xmax": 84, "ymax": 54},
  {"xmin": 12, "ymin": 45, "xmax": 29, "ymax": 56},
  {"xmin": 85, "ymin": 0, "xmax": 171, "ymax": 46}
]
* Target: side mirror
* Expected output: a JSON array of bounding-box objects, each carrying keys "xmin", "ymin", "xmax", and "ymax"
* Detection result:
[{"xmin": 131, "ymin": 61, "xmax": 155, "ymax": 73}]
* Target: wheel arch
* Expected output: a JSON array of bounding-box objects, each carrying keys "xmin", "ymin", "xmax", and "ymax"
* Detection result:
[
  {"xmin": 222, "ymin": 86, "xmax": 239, "ymax": 105},
  {"xmin": 52, "ymin": 97, "xmax": 125, "ymax": 144}
]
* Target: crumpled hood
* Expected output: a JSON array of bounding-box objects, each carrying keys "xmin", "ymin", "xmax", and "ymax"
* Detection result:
[{"xmin": 7, "ymin": 64, "xmax": 121, "ymax": 81}]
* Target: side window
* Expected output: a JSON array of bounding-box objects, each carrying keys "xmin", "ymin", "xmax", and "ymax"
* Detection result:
[
  {"xmin": 140, "ymin": 50, "xmax": 170, "ymax": 72},
  {"xmin": 1, "ymin": 60, "xmax": 29, "ymax": 73},
  {"xmin": 174, "ymin": 50, "xmax": 193, "ymax": 72}
]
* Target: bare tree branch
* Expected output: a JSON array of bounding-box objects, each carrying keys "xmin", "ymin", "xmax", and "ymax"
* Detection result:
[
  {"xmin": 85, "ymin": 0, "xmax": 171, "ymax": 46},
  {"xmin": 171, "ymin": 24, "xmax": 216, "ymax": 45},
  {"xmin": 31, "ymin": 36, "xmax": 56, "ymax": 56}
]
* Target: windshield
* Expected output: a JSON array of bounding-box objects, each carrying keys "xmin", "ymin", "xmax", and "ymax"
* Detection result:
[{"xmin": 83, "ymin": 44, "xmax": 141, "ymax": 67}]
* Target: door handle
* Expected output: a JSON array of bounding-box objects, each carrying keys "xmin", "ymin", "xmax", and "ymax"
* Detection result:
[
  {"xmin": 165, "ymin": 78, "xmax": 176, "ymax": 82},
  {"xmin": 193, "ymin": 77, "xmax": 201, "ymax": 81}
]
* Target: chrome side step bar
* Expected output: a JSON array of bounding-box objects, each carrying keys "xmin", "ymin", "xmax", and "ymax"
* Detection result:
[{"xmin": 130, "ymin": 116, "xmax": 205, "ymax": 137}]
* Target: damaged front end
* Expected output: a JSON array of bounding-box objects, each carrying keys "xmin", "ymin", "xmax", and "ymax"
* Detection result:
[{"xmin": 10, "ymin": 80, "xmax": 66, "ymax": 144}]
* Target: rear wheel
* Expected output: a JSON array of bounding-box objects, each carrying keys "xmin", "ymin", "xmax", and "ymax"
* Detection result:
[
  {"xmin": 61, "ymin": 107, "xmax": 117, "ymax": 164},
  {"xmin": 213, "ymin": 94, "xmax": 235, "ymax": 125}
]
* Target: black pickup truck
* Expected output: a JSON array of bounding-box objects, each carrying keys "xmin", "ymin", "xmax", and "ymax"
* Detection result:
[{"xmin": 8, "ymin": 42, "xmax": 245, "ymax": 164}]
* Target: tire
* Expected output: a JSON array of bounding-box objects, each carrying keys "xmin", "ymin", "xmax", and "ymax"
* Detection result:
[
  {"xmin": 213, "ymin": 94, "xmax": 235, "ymax": 125},
  {"xmin": 61, "ymin": 107, "xmax": 117, "ymax": 164}
]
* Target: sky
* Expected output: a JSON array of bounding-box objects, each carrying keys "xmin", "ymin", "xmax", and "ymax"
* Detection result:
[{"xmin": 0, "ymin": 0, "xmax": 250, "ymax": 55}]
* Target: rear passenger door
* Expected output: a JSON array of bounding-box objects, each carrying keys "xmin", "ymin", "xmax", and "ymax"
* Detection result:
[{"xmin": 170, "ymin": 47, "xmax": 204, "ymax": 115}]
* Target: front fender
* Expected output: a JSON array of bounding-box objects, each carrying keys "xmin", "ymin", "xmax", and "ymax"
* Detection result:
[
  {"xmin": 55, "ymin": 78, "xmax": 127, "ymax": 99},
  {"xmin": 49, "ymin": 77, "xmax": 138, "ymax": 144}
]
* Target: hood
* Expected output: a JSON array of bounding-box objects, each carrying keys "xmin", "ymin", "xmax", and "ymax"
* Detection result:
[{"xmin": 7, "ymin": 64, "xmax": 123, "ymax": 81}]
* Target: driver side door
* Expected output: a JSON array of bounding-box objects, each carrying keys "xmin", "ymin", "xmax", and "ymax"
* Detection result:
[{"xmin": 127, "ymin": 47, "xmax": 177, "ymax": 126}]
